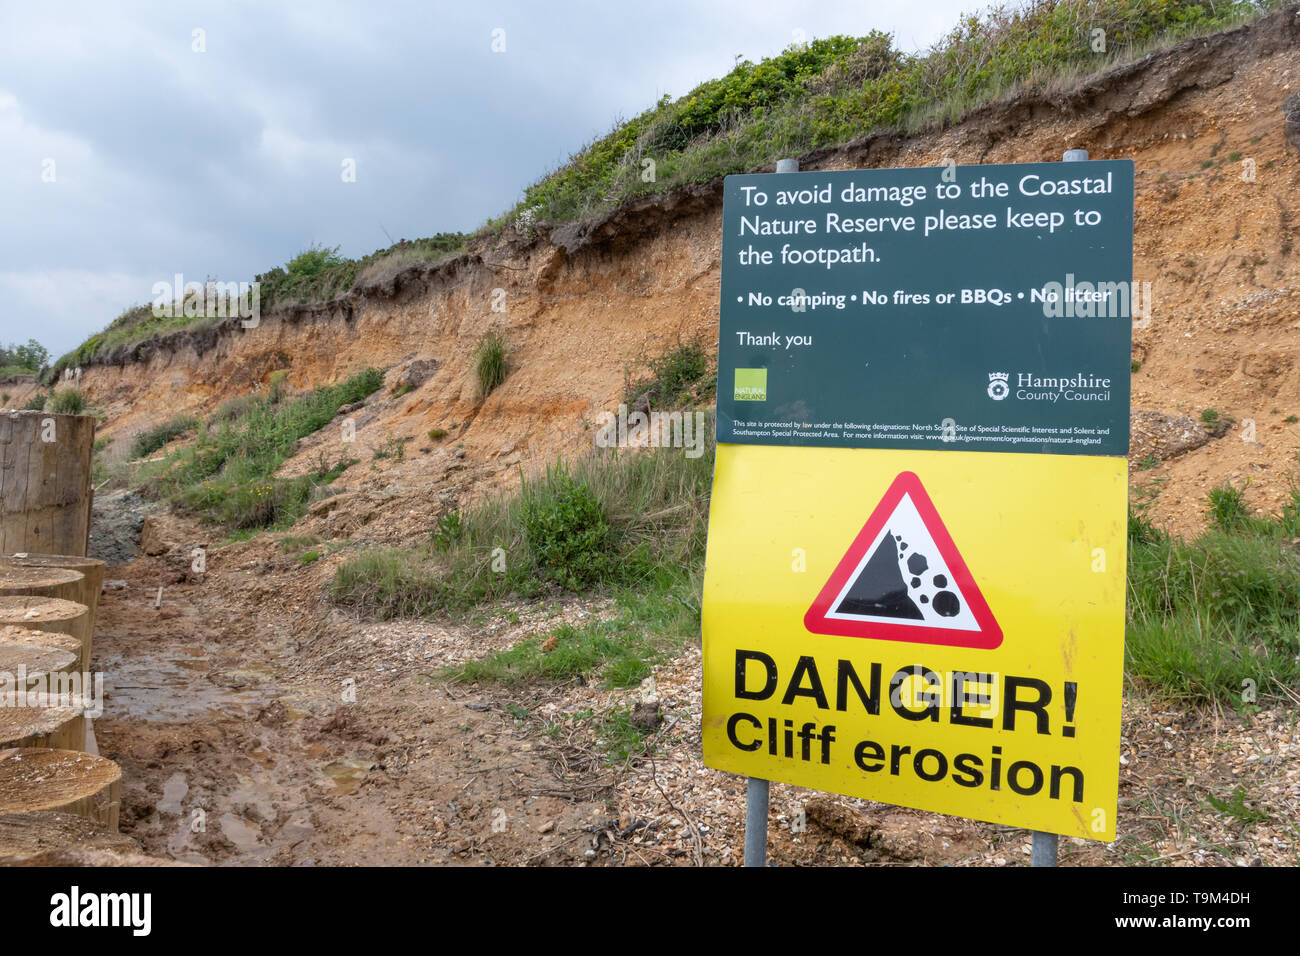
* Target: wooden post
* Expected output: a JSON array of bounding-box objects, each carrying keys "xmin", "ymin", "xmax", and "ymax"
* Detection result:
[
  {"xmin": 0, "ymin": 749, "xmax": 121, "ymax": 829},
  {"xmin": 0, "ymin": 411, "xmax": 96, "ymax": 557},
  {"xmin": 0, "ymin": 566, "xmax": 84, "ymax": 603},
  {"xmin": 0, "ymin": 810, "xmax": 139, "ymax": 862},
  {"xmin": 0, "ymin": 698, "xmax": 86, "ymax": 751},
  {"xmin": 0, "ymin": 555, "xmax": 103, "ymax": 660},
  {"xmin": 0, "ymin": 605, "xmax": 90, "ymax": 671}
]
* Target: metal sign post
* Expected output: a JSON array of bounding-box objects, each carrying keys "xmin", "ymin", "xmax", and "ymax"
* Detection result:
[
  {"xmin": 742, "ymin": 155, "xmax": 799, "ymax": 868},
  {"xmin": 1030, "ymin": 146, "xmax": 1090, "ymax": 869}
]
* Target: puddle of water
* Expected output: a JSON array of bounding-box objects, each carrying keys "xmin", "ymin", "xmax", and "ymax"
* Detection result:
[
  {"xmin": 322, "ymin": 758, "xmax": 372, "ymax": 794},
  {"xmin": 158, "ymin": 773, "xmax": 188, "ymax": 815},
  {"xmin": 220, "ymin": 812, "xmax": 263, "ymax": 852},
  {"xmin": 99, "ymin": 652, "xmax": 266, "ymax": 721}
]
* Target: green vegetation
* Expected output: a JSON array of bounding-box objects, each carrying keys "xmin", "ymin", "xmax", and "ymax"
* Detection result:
[
  {"xmin": 256, "ymin": 235, "xmax": 466, "ymax": 313},
  {"xmin": 428, "ymin": 427, "xmax": 449, "ymax": 441},
  {"xmin": 20, "ymin": 392, "xmax": 48, "ymax": 411},
  {"xmin": 624, "ymin": 335, "xmax": 714, "ymax": 407},
  {"xmin": 503, "ymin": 0, "xmax": 1272, "ymax": 226},
  {"xmin": 135, "ymin": 367, "xmax": 383, "ymax": 530},
  {"xmin": 1200, "ymin": 407, "xmax": 1220, "ymax": 426},
  {"xmin": 45, "ymin": 389, "xmax": 86, "ymax": 414},
  {"xmin": 48, "ymin": 303, "xmax": 225, "ymax": 382},
  {"xmin": 521, "ymin": 469, "xmax": 612, "ymax": 590},
  {"xmin": 1126, "ymin": 484, "xmax": 1300, "ymax": 704},
  {"xmin": 129, "ymin": 415, "xmax": 199, "ymax": 459},
  {"xmin": 474, "ymin": 331, "xmax": 509, "ymax": 398},
  {"xmin": 1206, "ymin": 785, "xmax": 1270, "ymax": 825}
]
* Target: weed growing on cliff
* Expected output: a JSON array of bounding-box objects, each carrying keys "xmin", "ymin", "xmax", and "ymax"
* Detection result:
[
  {"xmin": 521, "ymin": 469, "xmax": 612, "ymax": 590},
  {"xmin": 20, "ymin": 392, "xmax": 49, "ymax": 411},
  {"xmin": 623, "ymin": 335, "xmax": 714, "ymax": 408},
  {"xmin": 474, "ymin": 331, "xmax": 508, "ymax": 398}
]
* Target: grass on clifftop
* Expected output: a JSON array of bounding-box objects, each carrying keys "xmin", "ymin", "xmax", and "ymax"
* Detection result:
[
  {"xmin": 135, "ymin": 367, "xmax": 383, "ymax": 530},
  {"xmin": 501, "ymin": 0, "xmax": 1276, "ymax": 227}
]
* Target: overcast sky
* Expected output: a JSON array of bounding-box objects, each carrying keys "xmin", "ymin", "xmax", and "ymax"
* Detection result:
[{"xmin": 0, "ymin": 0, "xmax": 979, "ymax": 357}]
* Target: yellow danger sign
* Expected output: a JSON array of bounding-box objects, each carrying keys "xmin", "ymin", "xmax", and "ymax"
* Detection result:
[{"xmin": 702, "ymin": 444, "xmax": 1127, "ymax": 841}]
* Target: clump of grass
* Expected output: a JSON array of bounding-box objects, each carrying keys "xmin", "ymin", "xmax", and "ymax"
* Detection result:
[
  {"xmin": 1127, "ymin": 484, "xmax": 1300, "ymax": 704},
  {"xmin": 624, "ymin": 335, "xmax": 714, "ymax": 407},
  {"xmin": 428, "ymin": 427, "xmax": 449, "ymax": 441},
  {"xmin": 1200, "ymin": 407, "xmax": 1220, "ymax": 426},
  {"xmin": 20, "ymin": 392, "xmax": 48, "ymax": 411},
  {"xmin": 279, "ymin": 534, "xmax": 321, "ymax": 554},
  {"xmin": 372, "ymin": 432, "xmax": 408, "ymax": 461},
  {"xmin": 1206, "ymin": 786, "xmax": 1270, "ymax": 825},
  {"xmin": 46, "ymin": 389, "xmax": 86, "ymax": 414},
  {"xmin": 474, "ymin": 331, "xmax": 508, "ymax": 398},
  {"xmin": 130, "ymin": 415, "xmax": 198, "ymax": 459}
]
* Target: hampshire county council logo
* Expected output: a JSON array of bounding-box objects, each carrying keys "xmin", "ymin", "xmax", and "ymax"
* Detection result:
[{"xmin": 987, "ymin": 371, "xmax": 1010, "ymax": 400}]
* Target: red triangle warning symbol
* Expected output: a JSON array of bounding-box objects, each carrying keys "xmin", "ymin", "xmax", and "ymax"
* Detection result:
[{"xmin": 804, "ymin": 472, "xmax": 1002, "ymax": 649}]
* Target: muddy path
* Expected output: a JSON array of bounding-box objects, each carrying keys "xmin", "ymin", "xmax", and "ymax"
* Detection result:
[{"xmin": 92, "ymin": 548, "xmax": 608, "ymax": 866}]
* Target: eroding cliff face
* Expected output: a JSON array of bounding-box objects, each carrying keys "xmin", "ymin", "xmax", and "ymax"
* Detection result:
[{"xmin": 68, "ymin": 9, "xmax": 1300, "ymax": 538}]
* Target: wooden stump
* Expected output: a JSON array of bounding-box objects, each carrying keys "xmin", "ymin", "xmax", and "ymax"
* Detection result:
[
  {"xmin": 0, "ymin": 643, "xmax": 77, "ymax": 690},
  {"xmin": 0, "ymin": 602, "xmax": 90, "ymax": 670},
  {"xmin": 0, "ymin": 411, "xmax": 95, "ymax": 556},
  {"xmin": 0, "ymin": 566, "xmax": 84, "ymax": 603},
  {"xmin": 0, "ymin": 554, "xmax": 104, "ymax": 639},
  {"xmin": 0, "ymin": 810, "xmax": 138, "ymax": 862},
  {"xmin": 0, "ymin": 696, "xmax": 85, "ymax": 751},
  {"xmin": 0, "ymin": 749, "xmax": 121, "ymax": 829}
]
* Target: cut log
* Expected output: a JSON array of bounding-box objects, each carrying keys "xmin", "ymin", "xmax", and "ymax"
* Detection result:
[
  {"xmin": 0, "ymin": 554, "xmax": 104, "ymax": 644},
  {"xmin": 0, "ymin": 810, "xmax": 138, "ymax": 863},
  {"xmin": 0, "ymin": 695, "xmax": 85, "ymax": 751},
  {"xmin": 0, "ymin": 643, "xmax": 77, "ymax": 689},
  {"xmin": 0, "ymin": 748, "xmax": 121, "ymax": 829},
  {"xmin": 0, "ymin": 566, "xmax": 84, "ymax": 602},
  {"xmin": 0, "ymin": 603, "xmax": 90, "ymax": 670},
  {"xmin": 0, "ymin": 411, "xmax": 95, "ymax": 556}
]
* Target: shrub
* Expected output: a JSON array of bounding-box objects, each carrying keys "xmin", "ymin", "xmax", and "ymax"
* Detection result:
[
  {"xmin": 474, "ymin": 332, "xmax": 508, "ymax": 398},
  {"xmin": 521, "ymin": 469, "xmax": 612, "ymax": 590},
  {"xmin": 428, "ymin": 428, "xmax": 449, "ymax": 441},
  {"xmin": 624, "ymin": 335, "xmax": 712, "ymax": 406},
  {"xmin": 46, "ymin": 389, "xmax": 86, "ymax": 414},
  {"xmin": 19, "ymin": 392, "xmax": 46, "ymax": 411}
]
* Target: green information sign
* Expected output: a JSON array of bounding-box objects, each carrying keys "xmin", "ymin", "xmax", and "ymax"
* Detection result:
[{"xmin": 716, "ymin": 160, "xmax": 1134, "ymax": 455}]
